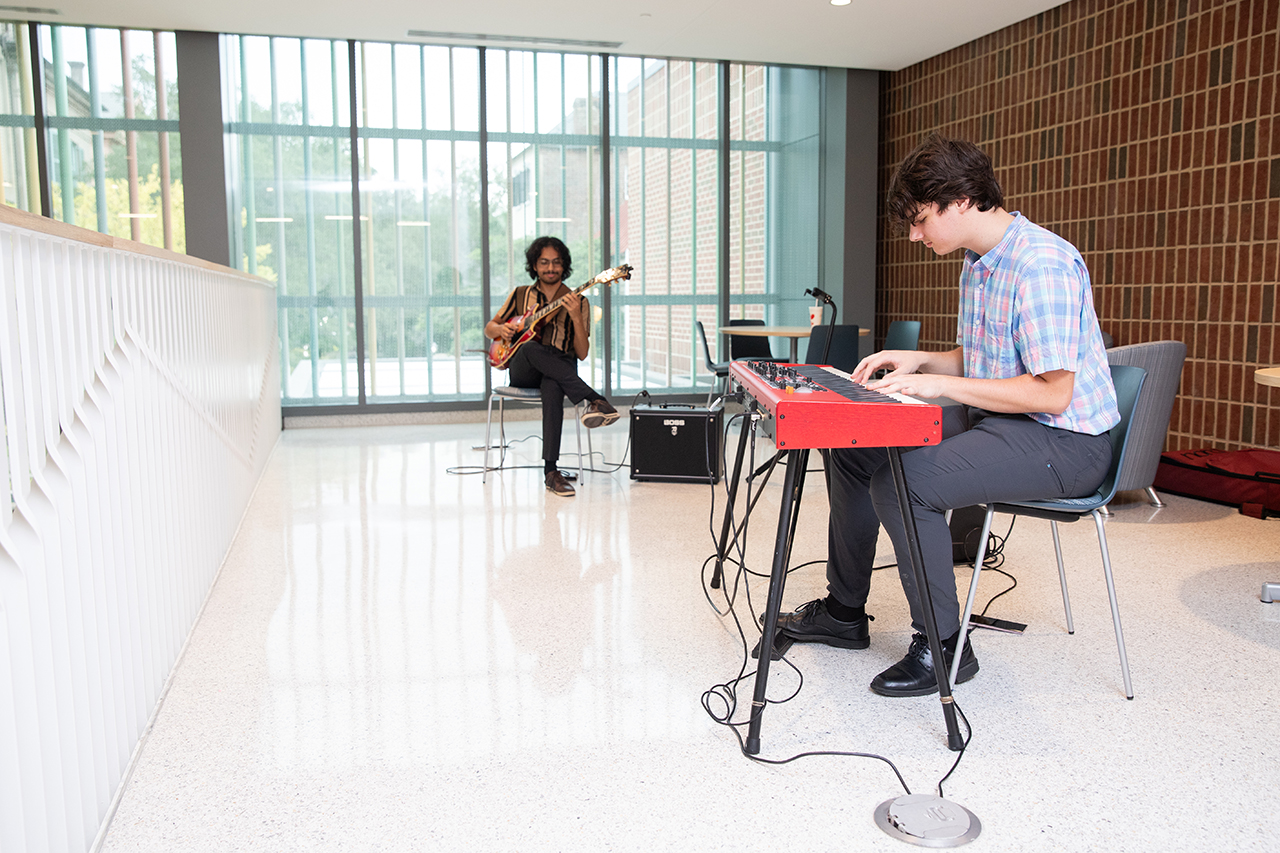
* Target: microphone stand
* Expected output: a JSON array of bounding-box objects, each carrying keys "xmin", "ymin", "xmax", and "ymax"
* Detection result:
[{"xmin": 817, "ymin": 299, "xmax": 838, "ymax": 367}]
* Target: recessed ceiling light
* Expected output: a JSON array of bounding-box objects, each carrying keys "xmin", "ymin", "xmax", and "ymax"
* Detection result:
[{"xmin": 831, "ymin": 0, "xmax": 852, "ymax": 5}]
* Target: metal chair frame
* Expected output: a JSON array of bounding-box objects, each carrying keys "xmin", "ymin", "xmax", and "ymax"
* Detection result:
[
  {"xmin": 481, "ymin": 387, "xmax": 590, "ymax": 485},
  {"xmin": 949, "ymin": 364, "xmax": 1147, "ymax": 699}
]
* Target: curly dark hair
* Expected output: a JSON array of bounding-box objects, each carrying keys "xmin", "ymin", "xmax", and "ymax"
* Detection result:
[
  {"xmin": 524, "ymin": 236, "xmax": 573, "ymax": 282},
  {"xmin": 887, "ymin": 134, "xmax": 1004, "ymax": 233}
]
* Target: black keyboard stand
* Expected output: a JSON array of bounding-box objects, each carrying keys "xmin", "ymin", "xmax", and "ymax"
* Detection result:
[{"xmin": 712, "ymin": 394, "xmax": 964, "ymax": 754}]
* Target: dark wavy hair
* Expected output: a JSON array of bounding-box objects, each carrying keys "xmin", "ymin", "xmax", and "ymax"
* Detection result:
[
  {"xmin": 525, "ymin": 236, "xmax": 573, "ymax": 282},
  {"xmin": 887, "ymin": 134, "xmax": 1004, "ymax": 233}
]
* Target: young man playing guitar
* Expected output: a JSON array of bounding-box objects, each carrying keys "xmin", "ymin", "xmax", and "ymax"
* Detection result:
[{"xmin": 485, "ymin": 236, "xmax": 619, "ymax": 497}]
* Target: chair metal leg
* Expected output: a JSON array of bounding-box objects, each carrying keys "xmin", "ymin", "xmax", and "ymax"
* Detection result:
[
  {"xmin": 1144, "ymin": 486, "xmax": 1165, "ymax": 507},
  {"xmin": 1050, "ymin": 520, "xmax": 1075, "ymax": 634},
  {"xmin": 949, "ymin": 506, "xmax": 997, "ymax": 689},
  {"xmin": 1091, "ymin": 510, "xmax": 1134, "ymax": 699},
  {"xmin": 572, "ymin": 400, "xmax": 585, "ymax": 484},
  {"xmin": 706, "ymin": 373, "xmax": 730, "ymax": 407},
  {"xmin": 482, "ymin": 393, "xmax": 497, "ymax": 483}
]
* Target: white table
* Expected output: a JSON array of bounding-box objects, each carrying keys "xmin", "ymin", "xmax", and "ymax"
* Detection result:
[
  {"xmin": 1254, "ymin": 368, "xmax": 1280, "ymax": 603},
  {"xmin": 719, "ymin": 324, "xmax": 868, "ymax": 362}
]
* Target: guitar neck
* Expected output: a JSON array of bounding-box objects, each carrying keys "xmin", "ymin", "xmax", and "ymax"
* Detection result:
[
  {"xmin": 516, "ymin": 266, "xmax": 630, "ymax": 331},
  {"xmin": 529, "ymin": 267, "xmax": 626, "ymax": 324},
  {"xmin": 530, "ymin": 280, "xmax": 593, "ymax": 325}
]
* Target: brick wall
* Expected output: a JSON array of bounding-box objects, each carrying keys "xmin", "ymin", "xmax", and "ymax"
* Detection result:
[{"xmin": 879, "ymin": 0, "xmax": 1280, "ymax": 450}]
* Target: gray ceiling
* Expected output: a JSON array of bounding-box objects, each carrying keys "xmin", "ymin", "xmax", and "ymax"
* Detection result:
[{"xmin": 30, "ymin": 0, "xmax": 1064, "ymax": 70}]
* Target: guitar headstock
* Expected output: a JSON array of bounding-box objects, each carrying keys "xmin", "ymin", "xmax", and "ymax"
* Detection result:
[{"xmin": 586, "ymin": 264, "xmax": 634, "ymax": 287}]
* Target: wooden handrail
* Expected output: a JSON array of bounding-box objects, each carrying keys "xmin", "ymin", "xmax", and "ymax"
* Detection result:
[{"xmin": 0, "ymin": 202, "xmax": 272, "ymax": 287}]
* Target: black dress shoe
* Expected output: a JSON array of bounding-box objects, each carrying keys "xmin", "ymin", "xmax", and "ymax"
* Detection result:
[
  {"xmin": 870, "ymin": 632, "xmax": 979, "ymax": 697},
  {"xmin": 774, "ymin": 599, "xmax": 872, "ymax": 649},
  {"xmin": 545, "ymin": 469, "xmax": 575, "ymax": 497}
]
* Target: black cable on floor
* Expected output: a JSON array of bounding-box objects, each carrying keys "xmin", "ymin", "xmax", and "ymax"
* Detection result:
[
  {"xmin": 698, "ymin": 412, "xmax": 958, "ymax": 802},
  {"xmin": 447, "ymin": 390, "xmax": 651, "ymax": 477}
]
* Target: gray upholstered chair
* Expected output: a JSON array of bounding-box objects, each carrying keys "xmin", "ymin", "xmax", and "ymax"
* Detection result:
[{"xmin": 1105, "ymin": 340, "xmax": 1187, "ymax": 506}]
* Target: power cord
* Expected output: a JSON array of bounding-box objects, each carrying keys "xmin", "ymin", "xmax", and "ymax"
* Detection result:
[
  {"xmin": 700, "ymin": 534, "xmax": 972, "ymax": 797},
  {"xmin": 958, "ymin": 515, "xmax": 1019, "ymax": 619},
  {"xmin": 699, "ymin": 405, "xmax": 973, "ymax": 799},
  {"xmin": 447, "ymin": 389, "xmax": 652, "ymax": 476}
]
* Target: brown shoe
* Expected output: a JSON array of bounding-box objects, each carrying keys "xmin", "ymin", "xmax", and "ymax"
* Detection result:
[
  {"xmin": 545, "ymin": 469, "xmax": 575, "ymax": 497},
  {"xmin": 581, "ymin": 398, "xmax": 619, "ymax": 429}
]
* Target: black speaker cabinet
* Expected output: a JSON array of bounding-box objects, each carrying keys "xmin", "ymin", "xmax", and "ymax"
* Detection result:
[{"xmin": 630, "ymin": 404, "xmax": 723, "ymax": 484}]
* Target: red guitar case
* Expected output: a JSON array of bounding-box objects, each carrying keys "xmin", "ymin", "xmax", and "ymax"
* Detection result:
[{"xmin": 1153, "ymin": 448, "xmax": 1280, "ymax": 518}]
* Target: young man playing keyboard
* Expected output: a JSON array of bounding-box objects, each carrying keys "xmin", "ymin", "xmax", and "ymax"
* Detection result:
[{"xmin": 775, "ymin": 134, "xmax": 1120, "ymax": 696}]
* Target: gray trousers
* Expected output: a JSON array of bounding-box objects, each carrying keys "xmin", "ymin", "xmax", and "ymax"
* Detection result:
[{"xmin": 824, "ymin": 406, "xmax": 1113, "ymax": 638}]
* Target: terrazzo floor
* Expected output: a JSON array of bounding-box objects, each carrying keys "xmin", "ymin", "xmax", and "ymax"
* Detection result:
[{"xmin": 99, "ymin": 417, "xmax": 1280, "ymax": 852}]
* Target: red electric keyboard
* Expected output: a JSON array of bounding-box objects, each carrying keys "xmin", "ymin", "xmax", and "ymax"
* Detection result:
[
  {"xmin": 729, "ymin": 360, "xmax": 942, "ymax": 450},
  {"xmin": 717, "ymin": 360, "xmax": 966, "ymax": 754}
]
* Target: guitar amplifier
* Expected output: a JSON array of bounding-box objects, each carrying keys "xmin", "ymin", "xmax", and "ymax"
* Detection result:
[{"xmin": 630, "ymin": 403, "xmax": 723, "ymax": 484}]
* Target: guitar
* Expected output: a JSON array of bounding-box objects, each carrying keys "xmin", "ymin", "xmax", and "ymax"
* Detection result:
[{"xmin": 487, "ymin": 264, "xmax": 633, "ymax": 369}]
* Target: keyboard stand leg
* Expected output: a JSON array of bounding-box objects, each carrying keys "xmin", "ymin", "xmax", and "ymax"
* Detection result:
[
  {"xmin": 886, "ymin": 447, "xmax": 965, "ymax": 752},
  {"xmin": 712, "ymin": 404, "xmax": 755, "ymax": 589},
  {"xmin": 745, "ymin": 447, "xmax": 810, "ymax": 755}
]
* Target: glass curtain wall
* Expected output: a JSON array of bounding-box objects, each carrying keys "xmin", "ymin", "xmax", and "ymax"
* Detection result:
[
  {"xmin": 608, "ymin": 57, "xmax": 719, "ymax": 394},
  {"xmin": 0, "ymin": 22, "xmax": 37, "ymax": 213},
  {"xmin": 485, "ymin": 50, "xmax": 604, "ymax": 391},
  {"xmin": 225, "ymin": 35, "xmax": 357, "ymax": 404},
  {"xmin": 38, "ymin": 25, "xmax": 182, "ymax": 250},
  {"xmin": 727, "ymin": 63, "xmax": 768, "ymax": 324},
  {"xmin": 221, "ymin": 36, "xmax": 821, "ymax": 409},
  {"xmin": 357, "ymin": 42, "xmax": 483, "ymax": 402},
  {"xmin": 226, "ymin": 36, "xmax": 488, "ymax": 405}
]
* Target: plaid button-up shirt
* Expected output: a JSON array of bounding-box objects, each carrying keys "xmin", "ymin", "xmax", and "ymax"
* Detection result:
[{"xmin": 958, "ymin": 213, "xmax": 1119, "ymax": 436}]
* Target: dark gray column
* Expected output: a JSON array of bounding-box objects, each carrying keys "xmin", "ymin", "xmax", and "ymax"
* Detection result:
[
  {"xmin": 176, "ymin": 30, "xmax": 230, "ymax": 267},
  {"xmin": 841, "ymin": 68, "xmax": 881, "ymax": 354}
]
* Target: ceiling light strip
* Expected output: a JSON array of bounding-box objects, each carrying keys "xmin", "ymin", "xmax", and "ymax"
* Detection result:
[{"xmin": 406, "ymin": 30, "xmax": 621, "ymax": 50}]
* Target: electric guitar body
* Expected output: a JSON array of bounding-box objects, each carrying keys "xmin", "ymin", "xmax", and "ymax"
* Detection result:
[{"xmin": 487, "ymin": 264, "xmax": 633, "ymax": 369}]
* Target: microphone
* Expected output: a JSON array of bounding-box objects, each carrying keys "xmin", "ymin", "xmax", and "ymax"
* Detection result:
[{"xmin": 805, "ymin": 287, "xmax": 835, "ymax": 305}]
